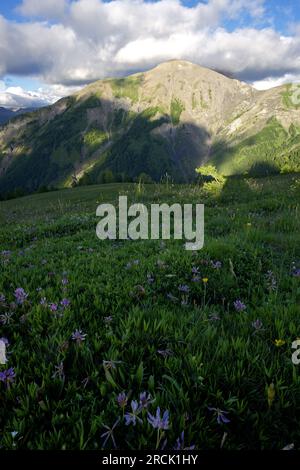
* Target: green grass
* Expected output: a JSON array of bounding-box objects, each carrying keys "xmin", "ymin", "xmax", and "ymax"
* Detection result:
[
  {"xmin": 0, "ymin": 95, "xmax": 105, "ymax": 195},
  {"xmin": 192, "ymin": 93, "xmax": 197, "ymax": 110},
  {"xmin": 109, "ymin": 76, "xmax": 144, "ymax": 104},
  {"xmin": 281, "ymin": 84, "xmax": 300, "ymax": 110},
  {"xmin": 212, "ymin": 118, "xmax": 300, "ymax": 175},
  {"xmin": 0, "ymin": 175, "xmax": 300, "ymax": 450},
  {"xmin": 83, "ymin": 129, "xmax": 108, "ymax": 155},
  {"xmin": 83, "ymin": 108, "xmax": 171, "ymax": 184},
  {"xmin": 192, "ymin": 92, "xmax": 208, "ymax": 110},
  {"xmin": 170, "ymin": 98, "xmax": 185, "ymax": 125}
]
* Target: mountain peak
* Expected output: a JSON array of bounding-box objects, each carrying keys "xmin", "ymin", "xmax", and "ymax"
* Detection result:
[
  {"xmin": 145, "ymin": 59, "xmax": 245, "ymax": 86},
  {"xmin": 155, "ymin": 59, "xmax": 197, "ymax": 68},
  {"xmin": 150, "ymin": 59, "xmax": 214, "ymax": 73}
]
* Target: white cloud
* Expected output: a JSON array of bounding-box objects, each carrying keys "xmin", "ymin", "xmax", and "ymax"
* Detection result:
[
  {"xmin": 16, "ymin": 0, "xmax": 68, "ymax": 19},
  {"xmin": 253, "ymin": 73, "xmax": 300, "ymax": 90},
  {"xmin": 115, "ymin": 27, "xmax": 300, "ymax": 80},
  {"xmin": 0, "ymin": 0, "xmax": 299, "ymax": 108},
  {"xmin": 0, "ymin": 83, "xmax": 80, "ymax": 108}
]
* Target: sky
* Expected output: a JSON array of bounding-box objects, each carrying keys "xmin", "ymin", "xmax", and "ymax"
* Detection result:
[{"xmin": 0, "ymin": 0, "xmax": 300, "ymax": 108}]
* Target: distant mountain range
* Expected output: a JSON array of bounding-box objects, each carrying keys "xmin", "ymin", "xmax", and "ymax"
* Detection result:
[
  {"xmin": 0, "ymin": 60, "xmax": 300, "ymax": 196},
  {"xmin": 0, "ymin": 106, "xmax": 37, "ymax": 126}
]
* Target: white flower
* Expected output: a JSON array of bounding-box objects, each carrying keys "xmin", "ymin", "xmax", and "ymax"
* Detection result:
[{"xmin": 0, "ymin": 339, "xmax": 7, "ymax": 364}]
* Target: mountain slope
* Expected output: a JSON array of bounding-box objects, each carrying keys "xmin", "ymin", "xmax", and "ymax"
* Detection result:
[
  {"xmin": 0, "ymin": 106, "xmax": 37, "ymax": 126},
  {"xmin": 0, "ymin": 107, "xmax": 16, "ymax": 125},
  {"xmin": 1, "ymin": 60, "xmax": 300, "ymax": 196}
]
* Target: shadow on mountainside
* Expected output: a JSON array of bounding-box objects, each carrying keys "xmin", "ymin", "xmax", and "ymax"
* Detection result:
[
  {"xmin": 217, "ymin": 161, "xmax": 283, "ymax": 207},
  {"xmin": 0, "ymin": 97, "xmax": 214, "ymax": 198}
]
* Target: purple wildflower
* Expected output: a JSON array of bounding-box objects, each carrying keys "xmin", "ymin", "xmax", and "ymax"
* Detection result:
[
  {"xmin": 265, "ymin": 270, "xmax": 277, "ymax": 290},
  {"xmin": 211, "ymin": 261, "xmax": 222, "ymax": 269},
  {"xmin": 126, "ymin": 260, "xmax": 139, "ymax": 270},
  {"xmin": 117, "ymin": 392, "xmax": 128, "ymax": 408},
  {"xmin": 124, "ymin": 400, "xmax": 143, "ymax": 426},
  {"xmin": 131, "ymin": 285, "xmax": 145, "ymax": 298},
  {"xmin": 208, "ymin": 407, "xmax": 230, "ymax": 424},
  {"xmin": 62, "ymin": 277, "xmax": 69, "ymax": 286},
  {"xmin": 1, "ymin": 250, "xmax": 11, "ymax": 258},
  {"xmin": 60, "ymin": 298, "xmax": 70, "ymax": 309},
  {"xmin": 49, "ymin": 303, "xmax": 58, "ymax": 312},
  {"xmin": 40, "ymin": 297, "xmax": 47, "ymax": 306},
  {"xmin": 291, "ymin": 262, "xmax": 300, "ymax": 277},
  {"xmin": 192, "ymin": 266, "xmax": 200, "ymax": 275},
  {"xmin": 191, "ymin": 275, "xmax": 201, "ymax": 282},
  {"xmin": 139, "ymin": 392, "xmax": 154, "ymax": 409},
  {"xmin": 14, "ymin": 288, "xmax": 28, "ymax": 305},
  {"xmin": 0, "ymin": 294, "xmax": 6, "ymax": 304},
  {"xmin": 252, "ymin": 319, "xmax": 263, "ymax": 331},
  {"xmin": 148, "ymin": 407, "xmax": 170, "ymax": 430},
  {"xmin": 71, "ymin": 330, "xmax": 87, "ymax": 344},
  {"xmin": 104, "ymin": 316, "xmax": 113, "ymax": 325},
  {"xmin": 233, "ymin": 300, "xmax": 246, "ymax": 312},
  {"xmin": 178, "ymin": 284, "xmax": 190, "ymax": 293},
  {"xmin": 174, "ymin": 431, "xmax": 195, "ymax": 450},
  {"xmin": 52, "ymin": 362, "xmax": 65, "ymax": 380},
  {"xmin": 0, "ymin": 367, "xmax": 16, "ymax": 388}
]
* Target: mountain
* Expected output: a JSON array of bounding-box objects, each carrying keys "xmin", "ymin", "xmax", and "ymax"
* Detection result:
[
  {"xmin": 0, "ymin": 107, "xmax": 16, "ymax": 125},
  {"xmin": 0, "ymin": 106, "xmax": 38, "ymax": 126},
  {"xmin": 1, "ymin": 60, "xmax": 300, "ymax": 196}
]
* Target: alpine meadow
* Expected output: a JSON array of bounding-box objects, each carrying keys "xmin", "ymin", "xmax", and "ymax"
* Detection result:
[{"xmin": 0, "ymin": 0, "xmax": 300, "ymax": 458}]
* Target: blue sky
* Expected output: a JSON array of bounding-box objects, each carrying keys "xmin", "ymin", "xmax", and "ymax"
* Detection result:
[{"xmin": 0, "ymin": 0, "xmax": 300, "ymax": 107}]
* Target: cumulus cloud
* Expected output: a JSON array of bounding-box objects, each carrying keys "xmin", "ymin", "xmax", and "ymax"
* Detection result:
[
  {"xmin": 253, "ymin": 73, "xmax": 300, "ymax": 91},
  {"xmin": 0, "ymin": 83, "xmax": 80, "ymax": 108},
  {"xmin": 0, "ymin": 0, "xmax": 299, "ymax": 106},
  {"xmin": 16, "ymin": 0, "xmax": 68, "ymax": 19}
]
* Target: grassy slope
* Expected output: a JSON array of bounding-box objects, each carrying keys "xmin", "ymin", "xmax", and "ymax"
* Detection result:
[
  {"xmin": 0, "ymin": 175, "xmax": 300, "ymax": 449},
  {"xmin": 83, "ymin": 107, "xmax": 172, "ymax": 184},
  {"xmin": 212, "ymin": 118, "xmax": 300, "ymax": 176},
  {"xmin": 0, "ymin": 97, "xmax": 91, "ymax": 194}
]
